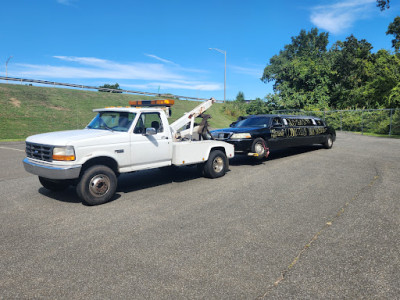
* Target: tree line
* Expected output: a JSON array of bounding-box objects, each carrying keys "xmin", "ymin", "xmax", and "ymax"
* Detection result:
[
  {"xmin": 226, "ymin": 2, "xmax": 399, "ymax": 117},
  {"xmin": 261, "ymin": 23, "xmax": 400, "ymax": 111}
]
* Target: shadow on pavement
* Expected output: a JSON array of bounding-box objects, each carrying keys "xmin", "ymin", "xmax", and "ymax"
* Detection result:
[{"xmin": 229, "ymin": 145, "xmax": 324, "ymax": 166}]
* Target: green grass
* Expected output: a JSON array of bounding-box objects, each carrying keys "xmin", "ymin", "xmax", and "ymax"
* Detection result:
[
  {"xmin": 352, "ymin": 131, "xmax": 400, "ymax": 139},
  {"xmin": 0, "ymin": 83, "xmax": 235, "ymax": 140}
]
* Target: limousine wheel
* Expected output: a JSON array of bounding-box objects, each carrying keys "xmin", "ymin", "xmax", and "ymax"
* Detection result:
[
  {"xmin": 252, "ymin": 138, "xmax": 268, "ymax": 160},
  {"xmin": 323, "ymin": 134, "xmax": 334, "ymax": 149}
]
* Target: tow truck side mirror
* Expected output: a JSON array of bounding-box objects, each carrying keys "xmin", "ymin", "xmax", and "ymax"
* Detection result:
[{"xmin": 145, "ymin": 128, "xmax": 157, "ymax": 136}]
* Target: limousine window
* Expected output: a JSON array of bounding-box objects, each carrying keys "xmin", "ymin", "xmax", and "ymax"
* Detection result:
[
  {"xmin": 272, "ymin": 117, "xmax": 283, "ymax": 127},
  {"xmin": 286, "ymin": 118, "xmax": 314, "ymax": 126},
  {"xmin": 235, "ymin": 116, "xmax": 271, "ymax": 128}
]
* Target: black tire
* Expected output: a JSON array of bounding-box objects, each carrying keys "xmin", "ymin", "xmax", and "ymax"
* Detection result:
[
  {"xmin": 203, "ymin": 150, "xmax": 228, "ymax": 179},
  {"xmin": 323, "ymin": 134, "xmax": 334, "ymax": 149},
  {"xmin": 251, "ymin": 138, "xmax": 268, "ymax": 160},
  {"xmin": 39, "ymin": 176, "xmax": 70, "ymax": 191},
  {"xmin": 76, "ymin": 165, "xmax": 117, "ymax": 206}
]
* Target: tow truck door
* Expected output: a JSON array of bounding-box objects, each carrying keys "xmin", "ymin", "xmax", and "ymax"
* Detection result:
[{"xmin": 130, "ymin": 112, "xmax": 172, "ymax": 167}]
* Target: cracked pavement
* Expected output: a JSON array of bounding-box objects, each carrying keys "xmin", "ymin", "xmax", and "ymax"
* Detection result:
[{"xmin": 0, "ymin": 132, "xmax": 399, "ymax": 299}]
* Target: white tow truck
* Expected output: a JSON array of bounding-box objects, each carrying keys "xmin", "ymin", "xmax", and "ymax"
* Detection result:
[{"xmin": 23, "ymin": 98, "xmax": 234, "ymax": 205}]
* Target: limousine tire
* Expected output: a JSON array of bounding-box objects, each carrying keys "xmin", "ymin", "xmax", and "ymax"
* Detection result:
[
  {"xmin": 252, "ymin": 138, "xmax": 268, "ymax": 160},
  {"xmin": 323, "ymin": 134, "xmax": 334, "ymax": 149}
]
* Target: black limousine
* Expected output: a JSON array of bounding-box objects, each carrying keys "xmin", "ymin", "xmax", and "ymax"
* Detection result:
[{"xmin": 211, "ymin": 114, "xmax": 336, "ymax": 160}]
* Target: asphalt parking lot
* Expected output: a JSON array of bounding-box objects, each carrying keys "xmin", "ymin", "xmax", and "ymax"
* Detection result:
[{"xmin": 0, "ymin": 132, "xmax": 399, "ymax": 299}]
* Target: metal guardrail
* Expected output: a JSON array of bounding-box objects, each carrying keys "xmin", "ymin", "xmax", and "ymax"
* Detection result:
[{"xmin": 0, "ymin": 76, "xmax": 223, "ymax": 103}]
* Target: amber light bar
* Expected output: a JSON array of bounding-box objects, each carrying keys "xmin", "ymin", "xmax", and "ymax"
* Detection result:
[{"xmin": 129, "ymin": 99, "xmax": 175, "ymax": 107}]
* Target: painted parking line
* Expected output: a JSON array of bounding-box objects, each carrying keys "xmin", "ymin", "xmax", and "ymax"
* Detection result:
[{"xmin": 0, "ymin": 146, "xmax": 25, "ymax": 152}]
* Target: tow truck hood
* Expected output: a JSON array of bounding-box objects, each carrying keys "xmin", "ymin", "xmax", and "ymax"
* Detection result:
[{"xmin": 26, "ymin": 129, "xmax": 122, "ymax": 146}]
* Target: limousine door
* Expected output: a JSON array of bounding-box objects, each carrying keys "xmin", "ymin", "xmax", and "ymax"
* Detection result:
[{"xmin": 268, "ymin": 117, "xmax": 287, "ymax": 149}]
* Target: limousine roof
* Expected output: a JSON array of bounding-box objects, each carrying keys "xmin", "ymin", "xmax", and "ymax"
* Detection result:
[{"xmin": 245, "ymin": 114, "xmax": 322, "ymax": 120}]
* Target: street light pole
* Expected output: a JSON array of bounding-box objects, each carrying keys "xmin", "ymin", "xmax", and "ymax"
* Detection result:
[
  {"xmin": 209, "ymin": 48, "xmax": 226, "ymax": 102},
  {"xmin": 6, "ymin": 56, "xmax": 13, "ymax": 77}
]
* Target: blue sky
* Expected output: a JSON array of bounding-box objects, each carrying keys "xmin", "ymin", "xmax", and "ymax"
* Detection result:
[{"xmin": 0, "ymin": 0, "xmax": 398, "ymax": 101}]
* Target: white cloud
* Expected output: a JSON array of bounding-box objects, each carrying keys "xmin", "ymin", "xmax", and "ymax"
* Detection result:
[
  {"xmin": 310, "ymin": 0, "xmax": 376, "ymax": 34},
  {"xmin": 145, "ymin": 54, "xmax": 177, "ymax": 65},
  {"xmin": 17, "ymin": 56, "xmax": 183, "ymax": 81},
  {"xmin": 230, "ymin": 65, "xmax": 263, "ymax": 78},
  {"xmin": 125, "ymin": 81, "xmax": 221, "ymax": 91},
  {"xmin": 13, "ymin": 55, "xmax": 220, "ymax": 92}
]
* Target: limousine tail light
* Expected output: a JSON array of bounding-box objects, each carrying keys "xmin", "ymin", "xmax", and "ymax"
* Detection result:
[{"xmin": 231, "ymin": 133, "xmax": 252, "ymax": 139}]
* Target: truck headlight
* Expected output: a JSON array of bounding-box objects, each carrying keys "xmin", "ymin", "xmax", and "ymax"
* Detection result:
[
  {"xmin": 53, "ymin": 146, "xmax": 76, "ymax": 161},
  {"xmin": 231, "ymin": 133, "xmax": 251, "ymax": 139}
]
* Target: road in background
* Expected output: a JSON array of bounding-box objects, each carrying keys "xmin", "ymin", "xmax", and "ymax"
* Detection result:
[{"xmin": 0, "ymin": 132, "xmax": 399, "ymax": 299}]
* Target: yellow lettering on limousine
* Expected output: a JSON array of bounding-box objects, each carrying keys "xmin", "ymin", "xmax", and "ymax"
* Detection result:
[
  {"xmin": 271, "ymin": 129, "xmax": 285, "ymax": 138},
  {"xmin": 287, "ymin": 128, "xmax": 308, "ymax": 137}
]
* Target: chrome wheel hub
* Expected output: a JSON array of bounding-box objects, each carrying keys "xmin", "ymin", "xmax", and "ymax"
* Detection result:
[
  {"xmin": 255, "ymin": 143, "xmax": 265, "ymax": 155},
  {"xmin": 213, "ymin": 157, "xmax": 224, "ymax": 173},
  {"xmin": 89, "ymin": 174, "xmax": 110, "ymax": 197}
]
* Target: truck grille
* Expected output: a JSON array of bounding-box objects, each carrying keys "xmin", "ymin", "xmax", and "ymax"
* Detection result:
[{"xmin": 26, "ymin": 142, "xmax": 54, "ymax": 162}]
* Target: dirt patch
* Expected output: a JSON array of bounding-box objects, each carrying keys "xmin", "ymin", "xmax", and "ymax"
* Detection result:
[{"xmin": 9, "ymin": 97, "xmax": 21, "ymax": 107}]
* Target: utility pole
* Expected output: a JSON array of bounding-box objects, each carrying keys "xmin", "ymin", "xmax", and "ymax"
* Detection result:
[
  {"xmin": 209, "ymin": 48, "xmax": 226, "ymax": 102},
  {"xmin": 6, "ymin": 56, "xmax": 13, "ymax": 77}
]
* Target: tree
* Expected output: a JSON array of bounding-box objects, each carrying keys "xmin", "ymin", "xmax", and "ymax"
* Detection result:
[
  {"xmin": 235, "ymin": 91, "xmax": 245, "ymax": 103},
  {"xmin": 363, "ymin": 50, "xmax": 400, "ymax": 107},
  {"xmin": 329, "ymin": 35, "xmax": 374, "ymax": 108},
  {"xmin": 246, "ymin": 98, "xmax": 267, "ymax": 115},
  {"xmin": 261, "ymin": 28, "xmax": 331, "ymax": 110},
  {"xmin": 377, "ymin": 0, "xmax": 390, "ymax": 10},
  {"xmin": 386, "ymin": 16, "xmax": 400, "ymax": 53},
  {"xmin": 98, "ymin": 83, "xmax": 122, "ymax": 93},
  {"xmin": 261, "ymin": 27, "xmax": 400, "ymax": 111}
]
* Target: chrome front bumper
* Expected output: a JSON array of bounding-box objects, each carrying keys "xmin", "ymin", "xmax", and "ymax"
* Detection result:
[{"xmin": 23, "ymin": 158, "xmax": 82, "ymax": 180}]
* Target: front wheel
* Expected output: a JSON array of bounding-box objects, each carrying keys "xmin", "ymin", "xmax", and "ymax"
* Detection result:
[
  {"xmin": 323, "ymin": 134, "xmax": 334, "ymax": 149},
  {"xmin": 251, "ymin": 138, "xmax": 269, "ymax": 160},
  {"xmin": 76, "ymin": 165, "xmax": 117, "ymax": 206},
  {"xmin": 203, "ymin": 150, "xmax": 228, "ymax": 179},
  {"xmin": 39, "ymin": 177, "xmax": 70, "ymax": 191}
]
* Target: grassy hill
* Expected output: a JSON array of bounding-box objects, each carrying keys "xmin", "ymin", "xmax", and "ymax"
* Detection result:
[{"xmin": 0, "ymin": 83, "xmax": 236, "ymax": 140}]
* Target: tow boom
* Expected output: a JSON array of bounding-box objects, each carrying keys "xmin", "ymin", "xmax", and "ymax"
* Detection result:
[{"xmin": 169, "ymin": 98, "xmax": 215, "ymax": 139}]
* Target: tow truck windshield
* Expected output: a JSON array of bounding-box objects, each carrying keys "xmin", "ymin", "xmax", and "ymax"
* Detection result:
[{"xmin": 87, "ymin": 112, "xmax": 136, "ymax": 132}]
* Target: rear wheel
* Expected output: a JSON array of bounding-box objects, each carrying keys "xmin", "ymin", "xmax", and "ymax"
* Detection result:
[
  {"xmin": 39, "ymin": 177, "xmax": 70, "ymax": 191},
  {"xmin": 203, "ymin": 150, "xmax": 228, "ymax": 179},
  {"xmin": 76, "ymin": 165, "xmax": 117, "ymax": 206}
]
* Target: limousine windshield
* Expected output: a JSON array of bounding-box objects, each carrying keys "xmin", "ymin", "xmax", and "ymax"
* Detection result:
[{"xmin": 235, "ymin": 117, "xmax": 271, "ymax": 128}]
